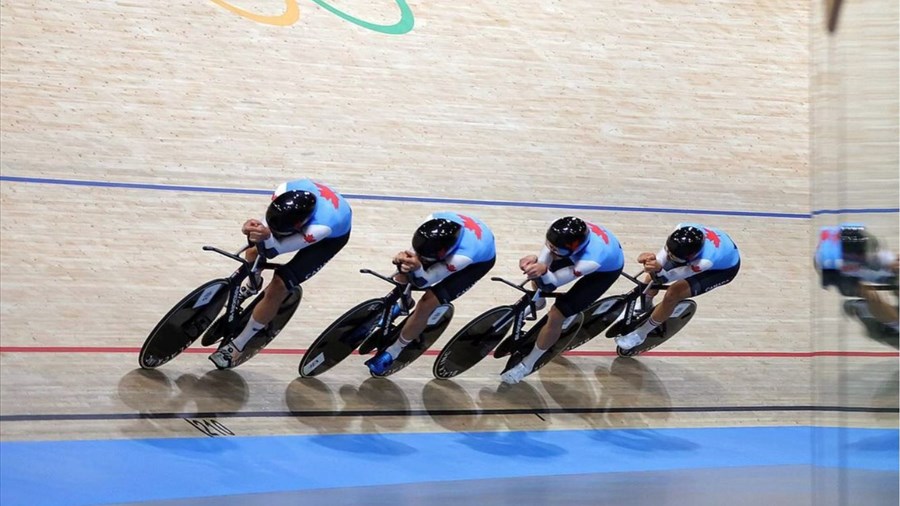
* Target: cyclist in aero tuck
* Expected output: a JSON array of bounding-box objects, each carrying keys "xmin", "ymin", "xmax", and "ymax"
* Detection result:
[
  {"xmin": 209, "ymin": 179, "xmax": 352, "ymax": 369},
  {"xmin": 366, "ymin": 212, "xmax": 496, "ymax": 375}
]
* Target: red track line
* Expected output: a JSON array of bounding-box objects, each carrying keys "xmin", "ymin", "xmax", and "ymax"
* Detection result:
[{"xmin": 0, "ymin": 346, "xmax": 896, "ymax": 358}]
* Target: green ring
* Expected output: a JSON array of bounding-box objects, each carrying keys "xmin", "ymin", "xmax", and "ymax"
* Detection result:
[{"xmin": 311, "ymin": 0, "xmax": 414, "ymax": 34}]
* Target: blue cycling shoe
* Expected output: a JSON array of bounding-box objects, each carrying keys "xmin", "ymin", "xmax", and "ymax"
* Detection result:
[{"xmin": 366, "ymin": 350, "xmax": 395, "ymax": 376}]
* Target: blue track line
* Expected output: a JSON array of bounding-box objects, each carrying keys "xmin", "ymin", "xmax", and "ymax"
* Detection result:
[
  {"xmin": 812, "ymin": 208, "xmax": 900, "ymax": 215},
  {"xmin": 0, "ymin": 175, "xmax": 813, "ymax": 219}
]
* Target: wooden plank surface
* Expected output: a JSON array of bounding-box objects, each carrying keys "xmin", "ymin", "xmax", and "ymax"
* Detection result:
[{"xmin": 1, "ymin": 0, "xmax": 896, "ymax": 444}]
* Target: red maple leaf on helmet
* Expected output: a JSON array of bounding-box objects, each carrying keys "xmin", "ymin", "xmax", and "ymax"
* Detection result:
[
  {"xmin": 459, "ymin": 214, "xmax": 482, "ymax": 239},
  {"xmin": 315, "ymin": 183, "xmax": 340, "ymax": 209},
  {"xmin": 704, "ymin": 228, "xmax": 720, "ymax": 248},
  {"xmin": 303, "ymin": 234, "xmax": 316, "ymax": 244},
  {"xmin": 588, "ymin": 223, "xmax": 609, "ymax": 244}
]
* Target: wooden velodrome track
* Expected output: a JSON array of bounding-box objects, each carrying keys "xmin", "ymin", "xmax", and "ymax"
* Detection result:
[{"xmin": 0, "ymin": 0, "xmax": 897, "ymax": 497}]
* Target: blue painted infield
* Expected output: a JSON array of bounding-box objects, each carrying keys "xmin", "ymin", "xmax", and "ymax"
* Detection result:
[{"xmin": 0, "ymin": 426, "xmax": 896, "ymax": 506}]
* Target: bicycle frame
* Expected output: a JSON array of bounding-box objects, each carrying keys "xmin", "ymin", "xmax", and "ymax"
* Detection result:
[
  {"xmin": 616, "ymin": 271, "xmax": 668, "ymax": 329},
  {"xmin": 203, "ymin": 243, "xmax": 280, "ymax": 334},
  {"xmin": 489, "ymin": 276, "xmax": 558, "ymax": 343},
  {"xmin": 359, "ymin": 268, "xmax": 414, "ymax": 341}
]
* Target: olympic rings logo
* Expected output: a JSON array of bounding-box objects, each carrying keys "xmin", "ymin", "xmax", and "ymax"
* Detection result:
[{"xmin": 209, "ymin": 0, "xmax": 414, "ymax": 34}]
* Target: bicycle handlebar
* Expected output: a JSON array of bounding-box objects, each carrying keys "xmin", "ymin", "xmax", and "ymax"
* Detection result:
[
  {"xmin": 620, "ymin": 271, "xmax": 643, "ymax": 285},
  {"xmin": 360, "ymin": 268, "xmax": 404, "ymax": 287},
  {"xmin": 490, "ymin": 276, "xmax": 564, "ymax": 298},
  {"xmin": 203, "ymin": 245, "xmax": 248, "ymax": 264},
  {"xmin": 203, "ymin": 244, "xmax": 282, "ymax": 274},
  {"xmin": 490, "ymin": 276, "xmax": 529, "ymax": 292},
  {"xmin": 621, "ymin": 270, "xmax": 668, "ymax": 292}
]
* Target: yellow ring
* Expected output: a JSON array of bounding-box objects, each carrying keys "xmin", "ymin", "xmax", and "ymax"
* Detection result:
[{"xmin": 210, "ymin": 0, "xmax": 300, "ymax": 26}]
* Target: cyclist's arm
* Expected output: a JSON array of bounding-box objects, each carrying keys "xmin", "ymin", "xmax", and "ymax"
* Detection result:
[
  {"xmin": 537, "ymin": 259, "xmax": 600, "ymax": 292},
  {"xmin": 409, "ymin": 253, "xmax": 473, "ymax": 288},
  {"xmin": 259, "ymin": 223, "xmax": 333, "ymax": 259},
  {"xmin": 536, "ymin": 245, "xmax": 553, "ymax": 265},
  {"xmin": 657, "ymin": 258, "xmax": 713, "ymax": 283}
]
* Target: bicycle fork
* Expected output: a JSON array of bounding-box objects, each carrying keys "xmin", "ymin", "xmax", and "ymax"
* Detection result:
[
  {"xmin": 225, "ymin": 281, "xmax": 243, "ymax": 327},
  {"xmin": 621, "ymin": 282, "xmax": 655, "ymax": 329}
]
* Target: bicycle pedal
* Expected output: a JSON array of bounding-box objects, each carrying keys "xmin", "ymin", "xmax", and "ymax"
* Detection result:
[{"xmin": 616, "ymin": 346, "xmax": 635, "ymax": 357}]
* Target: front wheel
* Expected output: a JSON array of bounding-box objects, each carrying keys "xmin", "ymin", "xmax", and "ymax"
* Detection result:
[
  {"xmin": 433, "ymin": 306, "xmax": 514, "ymax": 379},
  {"xmin": 299, "ymin": 299, "xmax": 385, "ymax": 377},
  {"xmin": 564, "ymin": 296, "xmax": 626, "ymax": 352},
  {"xmin": 139, "ymin": 279, "xmax": 229, "ymax": 369}
]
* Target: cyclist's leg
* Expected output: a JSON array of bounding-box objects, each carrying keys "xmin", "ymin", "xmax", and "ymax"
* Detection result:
[
  {"xmin": 232, "ymin": 234, "xmax": 349, "ymax": 349},
  {"xmin": 618, "ymin": 262, "xmax": 740, "ymax": 350},
  {"xmin": 380, "ymin": 258, "xmax": 495, "ymax": 361},
  {"xmin": 503, "ymin": 269, "xmax": 619, "ymax": 384},
  {"xmin": 407, "ymin": 257, "xmax": 494, "ymax": 339},
  {"xmin": 536, "ymin": 269, "xmax": 621, "ymax": 351}
]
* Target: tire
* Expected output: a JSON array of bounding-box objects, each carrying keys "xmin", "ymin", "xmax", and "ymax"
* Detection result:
[
  {"xmin": 432, "ymin": 306, "xmax": 514, "ymax": 379},
  {"xmin": 564, "ymin": 296, "xmax": 626, "ymax": 352},
  {"xmin": 299, "ymin": 299, "xmax": 385, "ymax": 377},
  {"xmin": 139, "ymin": 279, "xmax": 229, "ymax": 369}
]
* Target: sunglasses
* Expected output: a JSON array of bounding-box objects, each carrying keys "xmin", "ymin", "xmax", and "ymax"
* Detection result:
[
  {"xmin": 271, "ymin": 217, "xmax": 312, "ymax": 239},
  {"xmin": 666, "ymin": 248, "xmax": 690, "ymax": 264},
  {"xmin": 547, "ymin": 242, "xmax": 575, "ymax": 257}
]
